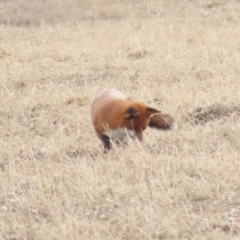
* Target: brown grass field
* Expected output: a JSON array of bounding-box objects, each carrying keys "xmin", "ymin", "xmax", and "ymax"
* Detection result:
[{"xmin": 1, "ymin": 0, "xmax": 240, "ymax": 239}]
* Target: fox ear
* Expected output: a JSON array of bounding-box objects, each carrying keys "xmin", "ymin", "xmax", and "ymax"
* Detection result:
[
  {"xmin": 146, "ymin": 107, "xmax": 161, "ymax": 116},
  {"xmin": 125, "ymin": 107, "xmax": 139, "ymax": 119}
]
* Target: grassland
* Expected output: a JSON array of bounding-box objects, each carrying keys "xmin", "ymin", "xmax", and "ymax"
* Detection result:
[{"xmin": 0, "ymin": 0, "xmax": 240, "ymax": 239}]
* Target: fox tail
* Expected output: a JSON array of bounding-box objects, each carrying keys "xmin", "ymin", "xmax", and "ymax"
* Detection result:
[{"xmin": 148, "ymin": 113, "xmax": 177, "ymax": 130}]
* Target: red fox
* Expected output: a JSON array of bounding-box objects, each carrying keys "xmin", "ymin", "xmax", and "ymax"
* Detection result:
[{"xmin": 91, "ymin": 89, "xmax": 177, "ymax": 150}]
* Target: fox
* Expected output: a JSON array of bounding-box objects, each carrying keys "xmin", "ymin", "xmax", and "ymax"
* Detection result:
[{"xmin": 91, "ymin": 89, "xmax": 177, "ymax": 151}]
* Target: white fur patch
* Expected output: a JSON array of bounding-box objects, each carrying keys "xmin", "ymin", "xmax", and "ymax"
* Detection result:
[
  {"xmin": 171, "ymin": 120, "xmax": 178, "ymax": 130},
  {"xmin": 103, "ymin": 128, "xmax": 135, "ymax": 143}
]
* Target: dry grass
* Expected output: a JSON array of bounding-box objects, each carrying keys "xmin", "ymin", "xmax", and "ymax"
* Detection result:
[{"xmin": 1, "ymin": 0, "xmax": 240, "ymax": 239}]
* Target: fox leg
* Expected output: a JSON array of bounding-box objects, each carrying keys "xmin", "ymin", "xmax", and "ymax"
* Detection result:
[{"xmin": 101, "ymin": 134, "xmax": 112, "ymax": 151}]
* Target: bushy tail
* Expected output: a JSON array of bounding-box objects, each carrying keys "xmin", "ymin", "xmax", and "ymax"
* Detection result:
[{"xmin": 148, "ymin": 113, "xmax": 177, "ymax": 130}]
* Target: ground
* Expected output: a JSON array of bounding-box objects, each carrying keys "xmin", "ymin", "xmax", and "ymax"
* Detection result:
[{"xmin": 0, "ymin": 0, "xmax": 240, "ymax": 239}]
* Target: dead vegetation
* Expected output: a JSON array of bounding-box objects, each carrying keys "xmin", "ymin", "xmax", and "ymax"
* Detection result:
[{"xmin": 0, "ymin": 0, "xmax": 240, "ymax": 239}]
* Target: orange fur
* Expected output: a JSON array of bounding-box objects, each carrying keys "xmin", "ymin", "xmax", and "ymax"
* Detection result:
[{"xmin": 91, "ymin": 89, "xmax": 176, "ymax": 150}]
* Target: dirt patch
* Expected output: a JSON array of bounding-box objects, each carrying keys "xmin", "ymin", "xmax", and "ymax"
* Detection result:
[{"xmin": 186, "ymin": 103, "xmax": 240, "ymax": 125}]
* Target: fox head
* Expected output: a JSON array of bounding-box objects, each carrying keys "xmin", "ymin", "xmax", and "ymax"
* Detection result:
[{"xmin": 123, "ymin": 104, "xmax": 161, "ymax": 140}]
